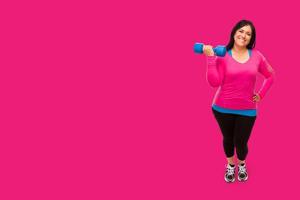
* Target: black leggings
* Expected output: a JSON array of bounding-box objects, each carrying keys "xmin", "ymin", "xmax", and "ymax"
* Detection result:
[{"xmin": 212, "ymin": 108, "xmax": 257, "ymax": 161}]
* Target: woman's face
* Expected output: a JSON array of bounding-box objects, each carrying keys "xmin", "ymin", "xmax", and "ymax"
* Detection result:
[{"xmin": 234, "ymin": 25, "xmax": 252, "ymax": 48}]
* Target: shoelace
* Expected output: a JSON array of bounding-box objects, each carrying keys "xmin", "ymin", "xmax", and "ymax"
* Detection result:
[
  {"xmin": 226, "ymin": 165, "xmax": 235, "ymax": 176},
  {"xmin": 238, "ymin": 165, "xmax": 247, "ymax": 174}
]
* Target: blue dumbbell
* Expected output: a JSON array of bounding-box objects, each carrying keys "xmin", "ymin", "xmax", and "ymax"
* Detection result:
[{"xmin": 194, "ymin": 43, "xmax": 226, "ymax": 57}]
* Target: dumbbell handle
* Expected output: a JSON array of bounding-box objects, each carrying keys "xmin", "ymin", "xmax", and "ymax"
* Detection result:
[{"xmin": 194, "ymin": 43, "xmax": 226, "ymax": 57}]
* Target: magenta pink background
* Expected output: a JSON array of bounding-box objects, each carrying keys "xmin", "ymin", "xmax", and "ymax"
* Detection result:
[{"xmin": 1, "ymin": 0, "xmax": 299, "ymax": 199}]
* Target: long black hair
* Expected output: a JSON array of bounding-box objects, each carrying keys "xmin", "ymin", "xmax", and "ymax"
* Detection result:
[{"xmin": 226, "ymin": 20, "xmax": 256, "ymax": 51}]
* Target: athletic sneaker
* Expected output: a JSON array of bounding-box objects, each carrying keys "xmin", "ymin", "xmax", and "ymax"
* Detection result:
[
  {"xmin": 224, "ymin": 164, "xmax": 235, "ymax": 183},
  {"xmin": 238, "ymin": 163, "xmax": 248, "ymax": 181}
]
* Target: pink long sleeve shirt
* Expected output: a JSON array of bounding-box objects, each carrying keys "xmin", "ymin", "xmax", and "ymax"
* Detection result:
[{"xmin": 206, "ymin": 49, "xmax": 275, "ymax": 110}]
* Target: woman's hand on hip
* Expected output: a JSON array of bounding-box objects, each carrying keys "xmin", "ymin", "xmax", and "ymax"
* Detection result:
[{"xmin": 252, "ymin": 93, "xmax": 261, "ymax": 102}]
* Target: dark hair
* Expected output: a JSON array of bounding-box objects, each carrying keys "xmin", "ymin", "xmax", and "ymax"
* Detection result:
[{"xmin": 226, "ymin": 20, "xmax": 256, "ymax": 51}]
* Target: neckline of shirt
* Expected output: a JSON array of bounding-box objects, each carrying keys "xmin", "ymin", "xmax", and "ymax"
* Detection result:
[{"xmin": 228, "ymin": 49, "xmax": 253, "ymax": 64}]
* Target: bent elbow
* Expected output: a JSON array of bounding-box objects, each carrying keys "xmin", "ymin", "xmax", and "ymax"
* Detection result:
[
  {"xmin": 269, "ymin": 71, "xmax": 275, "ymax": 84},
  {"xmin": 207, "ymin": 77, "xmax": 221, "ymax": 88}
]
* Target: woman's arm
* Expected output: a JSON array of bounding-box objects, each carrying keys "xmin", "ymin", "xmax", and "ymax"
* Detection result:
[
  {"xmin": 206, "ymin": 55, "xmax": 224, "ymax": 87},
  {"xmin": 257, "ymin": 55, "xmax": 275, "ymax": 100}
]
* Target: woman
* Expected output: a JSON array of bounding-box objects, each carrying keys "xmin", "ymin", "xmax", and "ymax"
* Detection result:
[{"xmin": 203, "ymin": 20, "xmax": 275, "ymax": 183}]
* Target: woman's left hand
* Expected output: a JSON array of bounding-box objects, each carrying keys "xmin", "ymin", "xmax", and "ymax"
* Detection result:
[{"xmin": 252, "ymin": 93, "xmax": 261, "ymax": 102}]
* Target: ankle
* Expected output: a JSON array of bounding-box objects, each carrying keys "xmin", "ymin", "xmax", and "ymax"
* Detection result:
[
  {"xmin": 228, "ymin": 163, "xmax": 235, "ymax": 167},
  {"xmin": 238, "ymin": 160, "xmax": 245, "ymax": 165}
]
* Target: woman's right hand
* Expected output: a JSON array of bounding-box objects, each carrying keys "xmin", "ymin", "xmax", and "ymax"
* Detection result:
[{"xmin": 203, "ymin": 45, "xmax": 215, "ymax": 56}]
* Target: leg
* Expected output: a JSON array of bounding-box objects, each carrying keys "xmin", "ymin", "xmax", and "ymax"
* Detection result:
[
  {"xmin": 227, "ymin": 156, "xmax": 235, "ymax": 165},
  {"xmin": 234, "ymin": 114, "xmax": 256, "ymax": 182},
  {"xmin": 234, "ymin": 114, "xmax": 257, "ymax": 162},
  {"xmin": 212, "ymin": 108, "xmax": 237, "ymax": 164}
]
